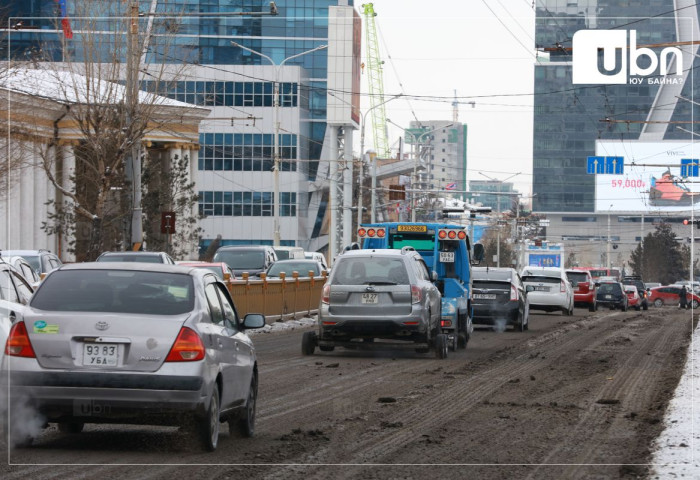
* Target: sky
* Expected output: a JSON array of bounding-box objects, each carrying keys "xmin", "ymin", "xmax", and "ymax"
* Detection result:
[{"xmin": 358, "ymin": 0, "xmax": 537, "ymax": 197}]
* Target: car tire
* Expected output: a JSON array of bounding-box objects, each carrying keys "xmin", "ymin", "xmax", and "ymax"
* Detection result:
[
  {"xmin": 435, "ymin": 334, "xmax": 448, "ymax": 359},
  {"xmin": 622, "ymin": 302, "xmax": 628, "ymax": 312},
  {"xmin": 234, "ymin": 374, "xmax": 257, "ymax": 438},
  {"xmin": 642, "ymin": 302, "xmax": 648, "ymax": 311},
  {"xmin": 58, "ymin": 422, "xmax": 84, "ymax": 434},
  {"xmin": 635, "ymin": 306, "xmax": 641, "ymax": 311},
  {"xmin": 457, "ymin": 332, "xmax": 468, "ymax": 349},
  {"xmin": 693, "ymin": 300, "xmax": 700, "ymax": 309},
  {"xmin": 589, "ymin": 302, "xmax": 596, "ymax": 312},
  {"xmin": 449, "ymin": 334, "xmax": 457, "ymax": 352},
  {"xmin": 301, "ymin": 331, "xmax": 317, "ymax": 356},
  {"xmin": 654, "ymin": 299, "xmax": 664, "ymax": 307},
  {"xmin": 198, "ymin": 384, "xmax": 220, "ymax": 452}
]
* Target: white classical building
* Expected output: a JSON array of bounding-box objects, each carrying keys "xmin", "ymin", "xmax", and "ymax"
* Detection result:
[{"xmin": 0, "ymin": 68, "xmax": 209, "ymax": 261}]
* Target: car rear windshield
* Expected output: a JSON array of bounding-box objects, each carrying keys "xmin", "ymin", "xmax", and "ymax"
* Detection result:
[
  {"xmin": 98, "ymin": 254, "xmax": 163, "ymax": 263},
  {"xmin": 473, "ymin": 280, "xmax": 511, "ymax": 290},
  {"xmin": 31, "ymin": 270, "xmax": 194, "ymax": 315},
  {"xmin": 522, "ymin": 275, "xmax": 561, "ymax": 284},
  {"xmin": 598, "ymin": 283, "xmax": 622, "ymax": 294},
  {"xmin": 214, "ymin": 250, "xmax": 265, "ymax": 269},
  {"xmin": 566, "ymin": 272, "xmax": 589, "ymax": 285},
  {"xmin": 331, "ymin": 257, "xmax": 409, "ymax": 285}
]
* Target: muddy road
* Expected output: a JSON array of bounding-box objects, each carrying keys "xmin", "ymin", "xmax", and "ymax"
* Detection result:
[{"xmin": 1, "ymin": 307, "xmax": 695, "ymax": 479}]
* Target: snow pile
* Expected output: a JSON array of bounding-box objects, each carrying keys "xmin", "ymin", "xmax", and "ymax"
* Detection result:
[{"xmin": 249, "ymin": 316, "xmax": 316, "ymax": 335}]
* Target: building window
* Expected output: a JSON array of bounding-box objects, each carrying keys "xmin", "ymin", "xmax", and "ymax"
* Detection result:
[
  {"xmin": 143, "ymin": 80, "xmax": 298, "ymax": 108},
  {"xmin": 199, "ymin": 190, "xmax": 297, "ymax": 217},
  {"xmin": 198, "ymin": 133, "xmax": 296, "ymax": 172},
  {"xmin": 561, "ymin": 216, "xmax": 597, "ymax": 222}
]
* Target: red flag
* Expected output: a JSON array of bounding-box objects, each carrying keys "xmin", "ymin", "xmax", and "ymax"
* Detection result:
[{"xmin": 61, "ymin": 18, "xmax": 73, "ymax": 39}]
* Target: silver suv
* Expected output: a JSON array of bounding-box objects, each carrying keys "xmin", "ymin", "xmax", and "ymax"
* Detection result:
[
  {"xmin": 302, "ymin": 247, "xmax": 447, "ymax": 358},
  {"xmin": 0, "ymin": 249, "xmax": 62, "ymax": 277}
]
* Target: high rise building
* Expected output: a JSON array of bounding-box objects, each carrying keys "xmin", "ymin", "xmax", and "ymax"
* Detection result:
[
  {"xmin": 533, "ymin": 1, "xmax": 700, "ymax": 214},
  {"xmin": 5, "ymin": 0, "xmax": 357, "ymax": 257}
]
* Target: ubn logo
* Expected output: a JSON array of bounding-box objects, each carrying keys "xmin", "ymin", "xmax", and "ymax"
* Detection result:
[{"xmin": 572, "ymin": 30, "xmax": 682, "ymax": 84}]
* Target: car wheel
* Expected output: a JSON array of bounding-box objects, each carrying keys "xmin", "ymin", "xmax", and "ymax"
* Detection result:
[
  {"xmin": 635, "ymin": 306, "xmax": 641, "ymax": 311},
  {"xmin": 198, "ymin": 384, "xmax": 220, "ymax": 452},
  {"xmin": 693, "ymin": 300, "xmax": 700, "ymax": 309},
  {"xmin": 622, "ymin": 302, "xmax": 628, "ymax": 312},
  {"xmin": 588, "ymin": 302, "xmax": 596, "ymax": 312},
  {"xmin": 642, "ymin": 302, "xmax": 648, "ymax": 311},
  {"xmin": 301, "ymin": 331, "xmax": 317, "ymax": 356},
  {"xmin": 233, "ymin": 374, "xmax": 257, "ymax": 438},
  {"xmin": 457, "ymin": 332, "xmax": 468, "ymax": 349},
  {"xmin": 654, "ymin": 299, "xmax": 664, "ymax": 307},
  {"xmin": 434, "ymin": 334, "xmax": 448, "ymax": 359},
  {"xmin": 449, "ymin": 334, "xmax": 457, "ymax": 352},
  {"xmin": 58, "ymin": 422, "xmax": 84, "ymax": 434}
]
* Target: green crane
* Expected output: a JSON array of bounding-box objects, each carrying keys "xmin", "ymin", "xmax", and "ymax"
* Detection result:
[{"xmin": 362, "ymin": 3, "xmax": 390, "ymax": 158}]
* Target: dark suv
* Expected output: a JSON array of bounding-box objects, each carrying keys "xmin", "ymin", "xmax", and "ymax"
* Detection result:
[
  {"xmin": 213, "ymin": 245, "xmax": 277, "ymax": 277},
  {"xmin": 596, "ymin": 281, "xmax": 628, "ymax": 311},
  {"xmin": 472, "ymin": 267, "xmax": 529, "ymax": 332},
  {"xmin": 621, "ymin": 276, "xmax": 648, "ymax": 310}
]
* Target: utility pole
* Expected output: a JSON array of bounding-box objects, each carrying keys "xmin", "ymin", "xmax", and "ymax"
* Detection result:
[{"xmin": 125, "ymin": 0, "xmax": 143, "ymax": 251}]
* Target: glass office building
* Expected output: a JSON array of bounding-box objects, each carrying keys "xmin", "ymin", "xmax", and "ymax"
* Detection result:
[
  {"xmin": 5, "ymin": 0, "xmax": 353, "ymax": 253},
  {"xmin": 533, "ymin": 1, "xmax": 700, "ymax": 213}
]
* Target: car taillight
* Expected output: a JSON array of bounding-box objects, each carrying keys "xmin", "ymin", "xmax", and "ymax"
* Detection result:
[
  {"xmin": 510, "ymin": 285, "xmax": 518, "ymax": 301},
  {"xmin": 560, "ymin": 281, "xmax": 566, "ymax": 293},
  {"xmin": 5, "ymin": 321, "xmax": 36, "ymax": 358},
  {"xmin": 165, "ymin": 327, "xmax": 205, "ymax": 362},
  {"xmin": 411, "ymin": 285, "xmax": 422, "ymax": 304},
  {"xmin": 322, "ymin": 284, "xmax": 330, "ymax": 304}
]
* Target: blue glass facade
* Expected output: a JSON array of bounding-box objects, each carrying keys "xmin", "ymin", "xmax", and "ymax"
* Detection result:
[{"xmin": 533, "ymin": 1, "xmax": 700, "ymax": 213}]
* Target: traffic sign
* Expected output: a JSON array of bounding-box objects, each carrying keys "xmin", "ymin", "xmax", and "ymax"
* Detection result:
[
  {"xmin": 681, "ymin": 158, "xmax": 699, "ymax": 178},
  {"xmin": 587, "ymin": 156, "xmax": 624, "ymax": 174},
  {"xmin": 587, "ymin": 156, "xmax": 605, "ymax": 174}
]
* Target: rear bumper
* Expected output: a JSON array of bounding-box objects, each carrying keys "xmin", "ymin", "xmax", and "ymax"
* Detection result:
[
  {"xmin": 318, "ymin": 305, "xmax": 430, "ymax": 342},
  {"xmin": 472, "ymin": 302, "xmax": 520, "ymax": 325},
  {"xmin": 574, "ymin": 292, "xmax": 595, "ymax": 305},
  {"xmin": 527, "ymin": 292, "xmax": 568, "ymax": 311}
]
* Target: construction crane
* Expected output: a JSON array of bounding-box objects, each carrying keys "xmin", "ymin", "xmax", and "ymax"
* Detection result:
[{"xmin": 362, "ymin": 3, "xmax": 390, "ymax": 158}]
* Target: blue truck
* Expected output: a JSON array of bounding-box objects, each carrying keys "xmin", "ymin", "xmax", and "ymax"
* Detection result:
[{"xmin": 356, "ymin": 222, "xmax": 484, "ymax": 351}]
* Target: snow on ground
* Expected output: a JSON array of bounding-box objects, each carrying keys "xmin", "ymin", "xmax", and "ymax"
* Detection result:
[
  {"xmin": 650, "ymin": 316, "xmax": 700, "ymax": 477},
  {"xmin": 248, "ymin": 315, "xmax": 316, "ymax": 335}
]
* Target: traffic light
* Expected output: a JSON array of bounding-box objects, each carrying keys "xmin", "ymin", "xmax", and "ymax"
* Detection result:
[{"xmin": 683, "ymin": 219, "xmax": 700, "ymax": 229}]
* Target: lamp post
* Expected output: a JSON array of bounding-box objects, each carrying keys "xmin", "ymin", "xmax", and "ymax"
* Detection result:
[
  {"xmin": 231, "ymin": 42, "xmax": 328, "ymax": 246},
  {"xmin": 478, "ymin": 172, "xmax": 521, "ymax": 267}
]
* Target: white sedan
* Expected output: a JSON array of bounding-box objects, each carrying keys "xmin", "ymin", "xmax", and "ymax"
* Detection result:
[{"xmin": 521, "ymin": 266, "xmax": 574, "ymax": 316}]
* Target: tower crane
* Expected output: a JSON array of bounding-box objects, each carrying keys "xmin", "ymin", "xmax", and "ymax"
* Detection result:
[{"xmin": 362, "ymin": 3, "xmax": 390, "ymax": 158}]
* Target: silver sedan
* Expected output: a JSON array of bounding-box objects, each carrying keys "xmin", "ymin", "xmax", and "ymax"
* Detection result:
[{"xmin": 2, "ymin": 263, "xmax": 265, "ymax": 451}]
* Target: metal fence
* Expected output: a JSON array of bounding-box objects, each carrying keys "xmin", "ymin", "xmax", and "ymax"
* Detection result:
[{"xmin": 228, "ymin": 271, "xmax": 327, "ymax": 322}]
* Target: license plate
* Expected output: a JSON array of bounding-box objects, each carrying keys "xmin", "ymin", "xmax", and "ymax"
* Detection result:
[
  {"xmin": 83, "ymin": 343, "xmax": 119, "ymax": 366},
  {"xmin": 534, "ymin": 286, "xmax": 549, "ymax": 292},
  {"xmin": 606, "ymin": 295, "xmax": 612, "ymax": 299},
  {"xmin": 439, "ymin": 251, "xmax": 455, "ymax": 263},
  {"xmin": 474, "ymin": 294, "xmax": 496, "ymax": 300},
  {"xmin": 397, "ymin": 224, "xmax": 427, "ymax": 232},
  {"xmin": 361, "ymin": 293, "xmax": 378, "ymax": 304}
]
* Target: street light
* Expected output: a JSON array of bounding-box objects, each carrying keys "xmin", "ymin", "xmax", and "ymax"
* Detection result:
[
  {"xmin": 478, "ymin": 171, "xmax": 521, "ymax": 267},
  {"xmin": 231, "ymin": 41, "xmax": 328, "ymax": 246}
]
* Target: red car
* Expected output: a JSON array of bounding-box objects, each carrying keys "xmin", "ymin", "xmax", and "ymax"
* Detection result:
[
  {"xmin": 624, "ymin": 285, "xmax": 641, "ymax": 311},
  {"xmin": 566, "ymin": 269, "xmax": 597, "ymax": 312},
  {"xmin": 647, "ymin": 285, "xmax": 700, "ymax": 308}
]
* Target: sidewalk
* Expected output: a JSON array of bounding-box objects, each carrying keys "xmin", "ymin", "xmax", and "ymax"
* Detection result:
[{"xmin": 650, "ymin": 312, "xmax": 699, "ymax": 477}]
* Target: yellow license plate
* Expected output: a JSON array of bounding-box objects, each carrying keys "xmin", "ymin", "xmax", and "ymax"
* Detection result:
[{"xmin": 397, "ymin": 225, "xmax": 427, "ymax": 232}]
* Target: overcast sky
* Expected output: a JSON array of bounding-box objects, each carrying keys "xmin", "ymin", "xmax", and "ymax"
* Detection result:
[{"xmin": 359, "ymin": 0, "xmax": 537, "ymax": 196}]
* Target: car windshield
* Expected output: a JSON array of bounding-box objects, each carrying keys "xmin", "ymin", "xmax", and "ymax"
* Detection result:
[
  {"xmin": 268, "ymin": 262, "xmax": 318, "ymax": 277},
  {"xmin": 598, "ymin": 283, "xmax": 621, "ymax": 294},
  {"xmin": 215, "ymin": 250, "xmax": 265, "ymax": 269},
  {"xmin": 275, "ymin": 250, "xmax": 290, "ymax": 260},
  {"xmin": 98, "ymin": 254, "xmax": 162, "ymax": 263},
  {"xmin": 17, "ymin": 255, "xmax": 40, "ymax": 272},
  {"xmin": 473, "ymin": 280, "xmax": 511, "ymax": 290},
  {"xmin": 522, "ymin": 275, "xmax": 560, "ymax": 284},
  {"xmin": 566, "ymin": 272, "xmax": 588, "ymax": 285},
  {"xmin": 331, "ymin": 257, "xmax": 408, "ymax": 285},
  {"xmin": 31, "ymin": 270, "xmax": 194, "ymax": 315}
]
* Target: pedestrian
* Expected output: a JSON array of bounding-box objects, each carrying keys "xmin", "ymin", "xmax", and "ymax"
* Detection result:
[{"xmin": 679, "ymin": 285, "xmax": 689, "ymax": 310}]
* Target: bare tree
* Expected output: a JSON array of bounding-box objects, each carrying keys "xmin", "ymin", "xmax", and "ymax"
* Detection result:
[{"xmin": 9, "ymin": 0, "xmax": 203, "ymax": 261}]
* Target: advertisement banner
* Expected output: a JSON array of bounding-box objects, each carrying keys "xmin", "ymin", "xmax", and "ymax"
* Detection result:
[
  {"xmin": 529, "ymin": 254, "xmax": 561, "ymax": 268},
  {"xmin": 595, "ymin": 140, "xmax": 700, "ymax": 213}
]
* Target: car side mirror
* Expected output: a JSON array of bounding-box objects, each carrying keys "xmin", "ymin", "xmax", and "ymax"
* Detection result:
[
  {"xmin": 431, "ymin": 271, "xmax": 439, "ymax": 282},
  {"xmin": 526, "ymin": 285, "xmax": 534, "ymax": 293},
  {"xmin": 243, "ymin": 313, "xmax": 266, "ymax": 329}
]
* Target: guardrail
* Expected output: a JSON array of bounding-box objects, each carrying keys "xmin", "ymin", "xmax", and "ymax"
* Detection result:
[{"xmin": 228, "ymin": 271, "xmax": 328, "ymax": 322}]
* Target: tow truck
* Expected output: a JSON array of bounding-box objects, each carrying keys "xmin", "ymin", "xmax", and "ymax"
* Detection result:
[{"xmin": 356, "ymin": 222, "xmax": 484, "ymax": 352}]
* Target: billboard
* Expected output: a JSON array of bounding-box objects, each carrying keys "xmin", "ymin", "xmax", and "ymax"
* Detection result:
[
  {"xmin": 529, "ymin": 254, "xmax": 561, "ymax": 268},
  {"xmin": 595, "ymin": 141, "xmax": 700, "ymax": 213}
]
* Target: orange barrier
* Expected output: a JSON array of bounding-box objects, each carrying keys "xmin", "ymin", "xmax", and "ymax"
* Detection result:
[{"xmin": 228, "ymin": 271, "xmax": 327, "ymax": 322}]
